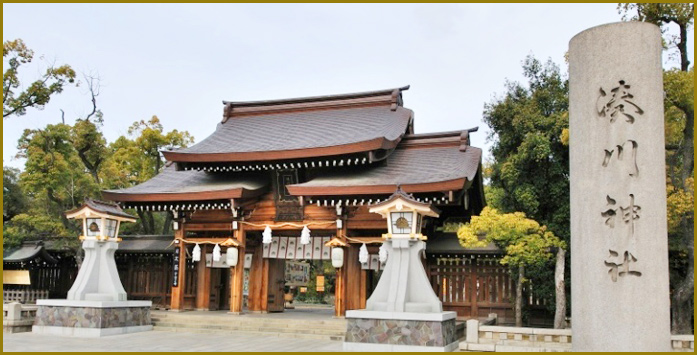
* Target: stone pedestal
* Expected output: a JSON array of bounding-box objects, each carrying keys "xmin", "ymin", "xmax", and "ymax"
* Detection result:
[
  {"xmin": 345, "ymin": 237, "xmax": 456, "ymax": 351},
  {"xmin": 344, "ymin": 310, "xmax": 458, "ymax": 352},
  {"xmin": 68, "ymin": 240, "xmax": 127, "ymax": 301},
  {"xmin": 569, "ymin": 22, "xmax": 671, "ymax": 351},
  {"xmin": 366, "ymin": 239, "xmax": 442, "ymax": 313},
  {"xmin": 32, "ymin": 300, "xmax": 152, "ymax": 337}
]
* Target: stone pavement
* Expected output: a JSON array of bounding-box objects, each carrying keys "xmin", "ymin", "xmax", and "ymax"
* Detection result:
[{"xmin": 3, "ymin": 329, "xmax": 343, "ymax": 352}]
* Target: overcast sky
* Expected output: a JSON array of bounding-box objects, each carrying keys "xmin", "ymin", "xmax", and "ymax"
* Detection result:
[{"xmin": 3, "ymin": 4, "xmax": 693, "ymax": 170}]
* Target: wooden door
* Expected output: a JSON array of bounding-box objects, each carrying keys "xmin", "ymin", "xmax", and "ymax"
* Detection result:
[
  {"xmin": 266, "ymin": 259, "xmax": 286, "ymax": 312},
  {"xmin": 209, "ymin": 268, "xmax": 222, "ymax": 311}
]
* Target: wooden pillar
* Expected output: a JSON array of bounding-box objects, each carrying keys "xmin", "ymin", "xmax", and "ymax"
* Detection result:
[
  {"xmin": 170, "ymin": 228, "xmax": 187, "ymax": 311},
  {"xmin": 345, "ymin": 244, "xmax": 362, "ymax": 311},
  {"xmin": 229, "ymin": 225, "xmax": 246, "ymax": 314},
  {"xmin": 359, "ymin": 269, "xmax": 367, "ymax": 309},
  {"xmin": 195, "ymin": 244, "xmax": 211, "ymax": 310},
  {"xmin": 247, "ymin": 246, "xmax": 264, "ymax": 311},
  {"xmin": 334, "ymin": 263, "xmax": 347, "ymax": 317},
  {"xmin": 260, "ymin": 258, "xmax": 270, "ymax": 312}
]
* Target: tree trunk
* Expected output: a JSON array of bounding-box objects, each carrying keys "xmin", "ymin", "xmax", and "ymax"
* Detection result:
[
  {"xmin": 161, "ymin": 212, "xmax": 172, "ymax": 235},
  {"xmin": 671, "ymin": 217, "xmax": 694, "ymax": 334},
  {"xmin": 553, "ymin": 248, "xmax": 567, "ymax": 329},
  {"xmin": 516, "ymin": 264, "xmax": 524, "ymax": 327},
  {"xmin": 136, "ymin": 210, "xmax": 155, "ymax": 234}
]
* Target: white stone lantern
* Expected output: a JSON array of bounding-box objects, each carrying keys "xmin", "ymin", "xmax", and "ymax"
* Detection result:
[
  {"xmin": 33, "ymin": 199, "xmax": 153, "ymax": 337},
  {"xmin": 344, "ymin": 187, "xmax": 458, "ymax": 352},
  {"xmin": 63, "ymin": 199, "xmax": 136, "ymax": 302},
  {"xmin": 364, "ymin": 187, "xmax": 442, "ymax": 313}
]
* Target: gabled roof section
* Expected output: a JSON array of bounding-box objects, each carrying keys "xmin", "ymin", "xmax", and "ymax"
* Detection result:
[
  {"xmin": 102, "ymin": 165, "xmax": 269, "ymax": 202},
  {"xmin": 286, "ymin": 131, "xmax": 482, "ymax": 196},
  {"xmin": 65, "ymin": 198, "xmax": 137, "ymax": 221},
  {"xmin": 162, "ymin": 86, "xmax": 413, "ymax": 163}
]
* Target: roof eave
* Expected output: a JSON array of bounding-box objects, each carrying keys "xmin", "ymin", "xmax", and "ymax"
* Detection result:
[
  {"xmin": 162, "ymin": 136, "xmax": 402, "ymax": 163},
  {"xmin": 286, "ymin": 178, "xmax": 467, "ymax": 197}
]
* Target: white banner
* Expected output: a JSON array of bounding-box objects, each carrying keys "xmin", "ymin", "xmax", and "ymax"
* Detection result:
[{"xmin": 263, "ymin": 236, "xmax": 332, "ymax": 260}]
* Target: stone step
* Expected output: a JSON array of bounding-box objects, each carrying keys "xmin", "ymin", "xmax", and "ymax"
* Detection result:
[
  {"xmin": 151, "ymin": 318, "xmax": 345, "ymax": 330},
  {"xmin": 153, "ymin": 326, "xmax": 345, "ymax": 341},
  {"xmin": 153, "ymin": 322, "xmax": 345, "ymax": 336}
]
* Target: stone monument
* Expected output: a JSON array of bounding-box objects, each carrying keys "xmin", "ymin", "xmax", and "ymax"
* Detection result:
[
  {"xmin": 343, "ymin": 188, "xmax": 458, "ymax": 352},
  {"xmin": 569, "ymin": 22, "xmax": 671, "ymax": 351},
  {"xmin": 32, "ymin": 199, "xmax": 153, "ymax": 337}
]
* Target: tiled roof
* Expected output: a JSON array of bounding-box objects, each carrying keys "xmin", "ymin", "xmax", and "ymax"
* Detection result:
[
  {"xmin": 165, "ymin": 106, "xmax": 412, "ymax": 161},
  {"xmin": 286, "ymin": 142, "xmax": 482, "ymax": 195},
  {"xmin": 104, "ymin": 131, "xmax": 482, "ymax": 201},
  {"xmin": 102, "ymin": 165, "xmax": 269, "ymax": 202}
]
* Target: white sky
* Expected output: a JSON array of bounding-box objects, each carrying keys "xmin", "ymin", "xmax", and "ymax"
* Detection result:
[{"xmin": 3, "ymin": 3, "xmax": 693, "ymax": 170}]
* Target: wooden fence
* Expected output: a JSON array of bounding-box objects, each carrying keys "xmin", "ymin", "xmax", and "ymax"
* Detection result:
[{"xmin": 428, "ymin": 255, "xmax": 552, "ymax": 325}]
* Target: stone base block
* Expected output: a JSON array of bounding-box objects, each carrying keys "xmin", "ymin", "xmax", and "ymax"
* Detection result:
[
  {"xmin": 344, "ymin": 341, "xmax": 459, "ymax": 352},
  {"xmin": 344, "ymin": 310, "xmax": 458, "ymax": 352},
  {"xmin": 32, "ymin": 325, "xmax": 153, "ymax": 337},
  {"xmin": 32, "ymin": 299, "xmax": 152, "ymax": 337}
]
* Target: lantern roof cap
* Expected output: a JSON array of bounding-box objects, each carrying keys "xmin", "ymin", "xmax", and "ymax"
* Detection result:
[
  {"xmin": 65, "ymin": 198, "xmax": 137, "ymax": 222},
  {"xmin": 368, "ymin": 186, "xmax": 440, "ymax": 218}
]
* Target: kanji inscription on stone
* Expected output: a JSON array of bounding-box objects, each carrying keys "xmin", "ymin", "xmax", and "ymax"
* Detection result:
[
  {"xmin": 604, "ymin": 249, "xmax": 642, "ymax": 282},
  {"xmin": 596, "ymin": 80, "xmax": 644, "ymax": 123}
]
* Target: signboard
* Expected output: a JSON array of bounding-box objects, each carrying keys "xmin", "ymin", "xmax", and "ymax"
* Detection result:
[
  {"xmin": 172, "ymin": 246, "xmax": 180, "ymax": 287},
  {"xmin": 284, "ymin": 261, "xmax": 310, "ymax": 287},
  {"xmin": 316, "ymin": 275, "xmax": 325, "ymax": 292},
  {"xmin": 3, "ymin": 270, "xmax": 31, "ymax": 285}
]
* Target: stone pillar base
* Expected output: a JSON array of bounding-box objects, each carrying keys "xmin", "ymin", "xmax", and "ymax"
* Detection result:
[
  {"xmin": 344, "ymin": 310, "xmax": 458, "ymax": 352},
  {"xmin": 32, "ymin": 299, "xmax": 152, "ymax": 338}
]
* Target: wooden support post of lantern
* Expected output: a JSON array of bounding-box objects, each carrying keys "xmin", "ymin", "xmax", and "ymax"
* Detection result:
[{"xmin": 229, "ymin": 223, "xmax": 246, "ymax": 314}]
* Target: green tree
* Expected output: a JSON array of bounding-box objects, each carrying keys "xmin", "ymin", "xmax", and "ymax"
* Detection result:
[
  {"xmin": 619, "ymin": 3, "xmax": 694, "ymax": 334},
  {"xmin": 3, "ymin": 39, "xmax": 77, "ymax": 118},
  {"xmin": 483, "ymin": 56, "xmax": 570, "ymax": 242},
  {"xmin": 102, "ymin": 115, "xmax": 194, "ymax": 234},
  {"xmin": 3, "ymin": 166, "xmax": 27, "ymax": 223},
  {"xmin": 458, "ymin": 207, "xmax": 565, "ymax": 327}
]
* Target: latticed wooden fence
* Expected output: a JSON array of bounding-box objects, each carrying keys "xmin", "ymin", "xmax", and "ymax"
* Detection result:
[
  {"xmin": 428, "ymin": 255, "xmax": 551, "ymax": 325},
  {"xmin": 116, "ymin": 253, "xmax": 197, "ymax": 309}
]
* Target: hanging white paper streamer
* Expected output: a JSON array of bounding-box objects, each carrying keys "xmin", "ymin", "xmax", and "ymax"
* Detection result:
[
  {"xmin": 192, "ymin": 243, "xmax": 201, "ymax": 262},
  {"xmin": 213, "ymin": 243, "xmax": 221, "ymax": 262},
  {"xmin": 359, "ymin": 243, "xmax": 369, "ymax": 264},
  {"xmin": 379, "ymin": 243, "xmax": 388, "ymax": 263},
  {"xmin": 262, "ymin": 225, "xmax": 273, "ymax": 244},
  {"xmin": 300, "ymin": 226, "xmax": 311, "ymax": 245}
]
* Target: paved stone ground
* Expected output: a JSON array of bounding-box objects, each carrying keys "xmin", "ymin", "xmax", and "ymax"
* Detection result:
[{"xmin": 3, "ymin": 330, "xmax": 343, "ymax": 352}]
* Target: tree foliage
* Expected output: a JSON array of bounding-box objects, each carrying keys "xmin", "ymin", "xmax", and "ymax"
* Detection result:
[
  {"xmin": 458, "ymin": 206, "xmax": 565, "ymax": 326},
  {"xmin": 458, "ymin": 207, "xmax": 565, "ymax": 268},
  {"xmin": 483, "ymin": 56, "xmax": 570, "ymax": 243},
  {"xmin": 3, "ymin": 39, "xmax": 77, "ymax": 118}
]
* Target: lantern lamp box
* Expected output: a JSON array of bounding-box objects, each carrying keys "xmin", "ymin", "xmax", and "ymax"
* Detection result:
[{"xmin": 32, "ymin": 199, "xmax": 153, "ymax": 337}]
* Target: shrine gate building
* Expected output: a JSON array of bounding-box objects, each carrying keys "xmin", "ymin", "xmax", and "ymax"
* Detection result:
[{"xmin": 102, "ymin": 86, "xmax": 515, "ymax": 319}]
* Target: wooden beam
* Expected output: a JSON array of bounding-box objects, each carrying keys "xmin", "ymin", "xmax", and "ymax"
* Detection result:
[
  {"xmin": 170, "ymin": 228, "xmax": 187, "ymax": 311},
  {"xmin": 229, "ymin": 225, "xmax": 246, "ymax": 314},
  {"xmin": 195, "ymin": 245, "xmax": 211, "ymax": 310}
]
